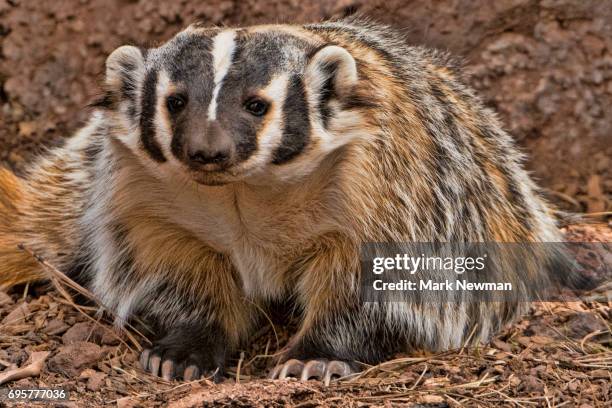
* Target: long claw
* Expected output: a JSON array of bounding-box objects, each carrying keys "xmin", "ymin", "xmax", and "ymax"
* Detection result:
[
  {"xmin": 278, "ymin": 359, "xmax": 304, "ymax": 379},
  {"xmin": 183, "ymin": 365, "xmax": 200, "ymax": 381},
  {"xmin": 300, "ymin": 360, "xmax": 327, "ymax": 381},
  {"xmin": 323, "ymin": 360, "xmax": 353, "ymax": 386},
  {"xmin": 149, "ymin": 355, "xmax": 162, "ymax": 376},
  {"xmin": 269, "ymin": 359, "xmax": 356, "ymax": 385},
  {"xmin": 161, "ymin": 360, "xmax": 175, "ymax": 381},
  {"xmin": 140, "ymin": 349, "xmax": 151, "ymax": 371}
]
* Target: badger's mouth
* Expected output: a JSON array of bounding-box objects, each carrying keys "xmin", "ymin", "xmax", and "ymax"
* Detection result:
[
  {"xmin": 190, "ymin": 154, "xmax": 274, "ymax": 186},
  {"xmin": 191, "ymin": 169, "xmax": 238, "ymax": 186},
  {"xmin": 188, "ymin": 162, "xmax": 254, "ymax": 186}
]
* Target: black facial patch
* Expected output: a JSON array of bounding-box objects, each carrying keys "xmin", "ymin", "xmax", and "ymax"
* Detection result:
[
  {"xmin": 160, "ymin": 33, "xmax": 217, "ymax": 163},
  {"xmin": 166, "ymin": 34, "xmax": 214, "ymax": 87},
  {"xmin": 139, "ymin": 69, "xmax": 167, "ymax": 163},
  {"xmin": 170, "ymin": 118, "xmax": 186, "ymax": 162},
  {"xmin": 272, "ymin": 74, "xmax": 310, "ymax": 165},
  {"xmin": 232, "ymin": 116, "xmax": 258, "ymax": 162}
]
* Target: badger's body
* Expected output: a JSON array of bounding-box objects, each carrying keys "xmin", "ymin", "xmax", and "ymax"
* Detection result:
[{"xmin": 0, "ymin": 19, "xmax": 568, "ymax": 382}]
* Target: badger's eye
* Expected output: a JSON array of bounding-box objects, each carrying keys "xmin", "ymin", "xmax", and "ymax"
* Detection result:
[
  {"xmin": 167, "ymin": 94, "xmax": 187, "ymax": 114},
  {"xmin": 244, "ymin": 97, "xmax": 269, "ymax": 117}
]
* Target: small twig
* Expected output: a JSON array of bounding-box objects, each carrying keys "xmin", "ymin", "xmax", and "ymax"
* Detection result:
[
  {"xmin": 546, "ymin": 190, "xmax": 581, "ymax": 211},
  {"xmin": 582, "ymin": 211, "xmax": 612, "ymax": 218},
  {"xmin": 488, "ymin": 389, "xmax": 531, "ymax": 408},
  {"xmin": 460, "ymin": 324, "xmax": 479, "ymax": 354},
  {"xmin": 347, "ymin": 356, "xmax": 431, "ymax": 382},
  {"xmin": 108, "ymin": 368, "xmax": 220, "ymax": 404},
  {"xmin": 236, "ymin": 351, "xmax": 245, "ymax": 384},
  {"xmin": 410, "ymin": 364, "xmax": 428, "ymax": 390},
  {"xmin": 242, "ymin": 296, "xmax": 280, "ymax": 353},
  {"xmin": 87, "ymin": 313, "xmax": 104, "ymax": 343},
  {"xmin": 21, "ymin": 283, "xmax": 29, "ymax": 302},
  {"xmin": 580, "ymin": 329, "xmax": 606, "ymax": 354}
]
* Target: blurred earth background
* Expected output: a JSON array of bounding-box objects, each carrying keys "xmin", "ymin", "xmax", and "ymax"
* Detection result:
[{"xmin": 0, "ymin": 1, "xmax": 610, "ymax": 407}]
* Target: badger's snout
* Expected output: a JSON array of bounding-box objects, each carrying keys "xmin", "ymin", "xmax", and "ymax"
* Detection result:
[{"xmin": 184, "ymin": 120, "xmax": 235, "ymax": 170}]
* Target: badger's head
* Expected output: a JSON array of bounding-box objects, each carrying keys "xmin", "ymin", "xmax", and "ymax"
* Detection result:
[{"xmin": 102, "ymin": 24, "xmax": 368, "ymax": 186}]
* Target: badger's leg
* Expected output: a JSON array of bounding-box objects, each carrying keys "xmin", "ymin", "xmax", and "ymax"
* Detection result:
[
  {"xmin": 136, "ymin": 252, "xmax": 250, "ymax": 382},
  {"xmin": 137, "ymin": 271, "xmax": 251, "ymax": 382},
  {"xmin": 103, "ymin": 243, "xmax": 251, "ymax": 382},
  {"xmin": 270, "ymin": 234, "xmax": 401, "ymax": 384}
]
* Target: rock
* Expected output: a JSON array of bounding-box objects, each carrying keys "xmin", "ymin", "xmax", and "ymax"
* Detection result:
[
  {"xmin": 491, "ymin": 339, "xmax": 513, "ymax": 352},
  {"xmin": 528, "ymin": 335, "xmax": 556, "ymax": 346},
  {"xmin": 98, "ymin": 326, "xmax": 122, "ymax": 346},
  {"xmin": 79, "ymin": 367, "xmax": 107, "ymax": 390},
  {"xmin": 48, "ymin": 342, "xmax": 105, "ymax": 377},
  {"xmin": 62, "ymin": 322, "xmax": 122, "ymax": 346},
  {"xmin": 62, "ymin": 322, "xmax": 94, "ymax": 344},
  {"xmin": 566, "ymin": 312, "xmax": 608, "ymax": 338},
  {"xmin": 1, "ymin": 302, "xmax": 30, "ymax": 325},
  {"xmin": 520, "ymin": 375, "xmax": 545, "ymax": 393},
  {"xmin": 86, "ymin": 371, "xmax": 107, "ymax": 391},
  {"xmin": 78, "ymin": 368, "xmax": 96, "ymax": 379},
  {"xmin": 44, "ymin": 319, "xmax": 70, "ymax": 336}
]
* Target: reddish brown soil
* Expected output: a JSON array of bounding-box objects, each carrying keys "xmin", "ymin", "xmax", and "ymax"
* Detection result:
[{"xmin": 0, "ymin": 0, "xmax": 610, "ymax": 212}]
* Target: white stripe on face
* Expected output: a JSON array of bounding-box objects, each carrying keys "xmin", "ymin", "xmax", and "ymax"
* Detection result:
[{"xmin": 207, "ymin": 30, "xmax": 237, "ymax": 121}]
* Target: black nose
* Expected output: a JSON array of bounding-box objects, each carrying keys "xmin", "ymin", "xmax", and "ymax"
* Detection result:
[
  {"xmin": 188, "ymin": 149, "xmax": 230, "ymax": 166},
  {"xmin": 184, "ymin": 121, "xmax": 233, "ymax": 168}
]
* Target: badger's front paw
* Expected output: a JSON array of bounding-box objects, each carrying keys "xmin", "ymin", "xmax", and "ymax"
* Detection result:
[
  {"xmin": 268, "ymin": 359, "xmax": 356, "ymax": 385},
  {"xmin": 139, "ymin": 324, "xmax": 226, "ymax": 382}
]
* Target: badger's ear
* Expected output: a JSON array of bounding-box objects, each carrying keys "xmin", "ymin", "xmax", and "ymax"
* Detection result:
[
  {"xmin": 104, "ymin": 45, "xmax": 145, "ymax": 98},
  {"xmin": 306, "ymin": 45, "xmax": 358, "ymax": 100}
]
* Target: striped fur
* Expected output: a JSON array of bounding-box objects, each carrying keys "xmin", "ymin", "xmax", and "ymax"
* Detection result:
[{"xmin": 0, "ymin": 18, "xmax": 570, "ymax": 378}]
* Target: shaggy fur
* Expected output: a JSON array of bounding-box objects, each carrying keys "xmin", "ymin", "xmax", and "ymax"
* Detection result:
[{"xmin": 0, "ymin": 18, "xmax": 569, "ymax": 381}]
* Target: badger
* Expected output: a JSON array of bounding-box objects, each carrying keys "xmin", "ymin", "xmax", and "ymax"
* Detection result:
[{"xmin": 0, "ymin": 18, "xmax": 575, "ymax": 383}]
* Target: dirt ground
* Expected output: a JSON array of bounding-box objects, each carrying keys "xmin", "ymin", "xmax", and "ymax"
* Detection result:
[
  {"xmin": 0, "ymin": 0, "xmax": 611, "ymax": 407},
  {"xmin": 0, "ymin": 224, "xmax": 610, "ymax": 407}
]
